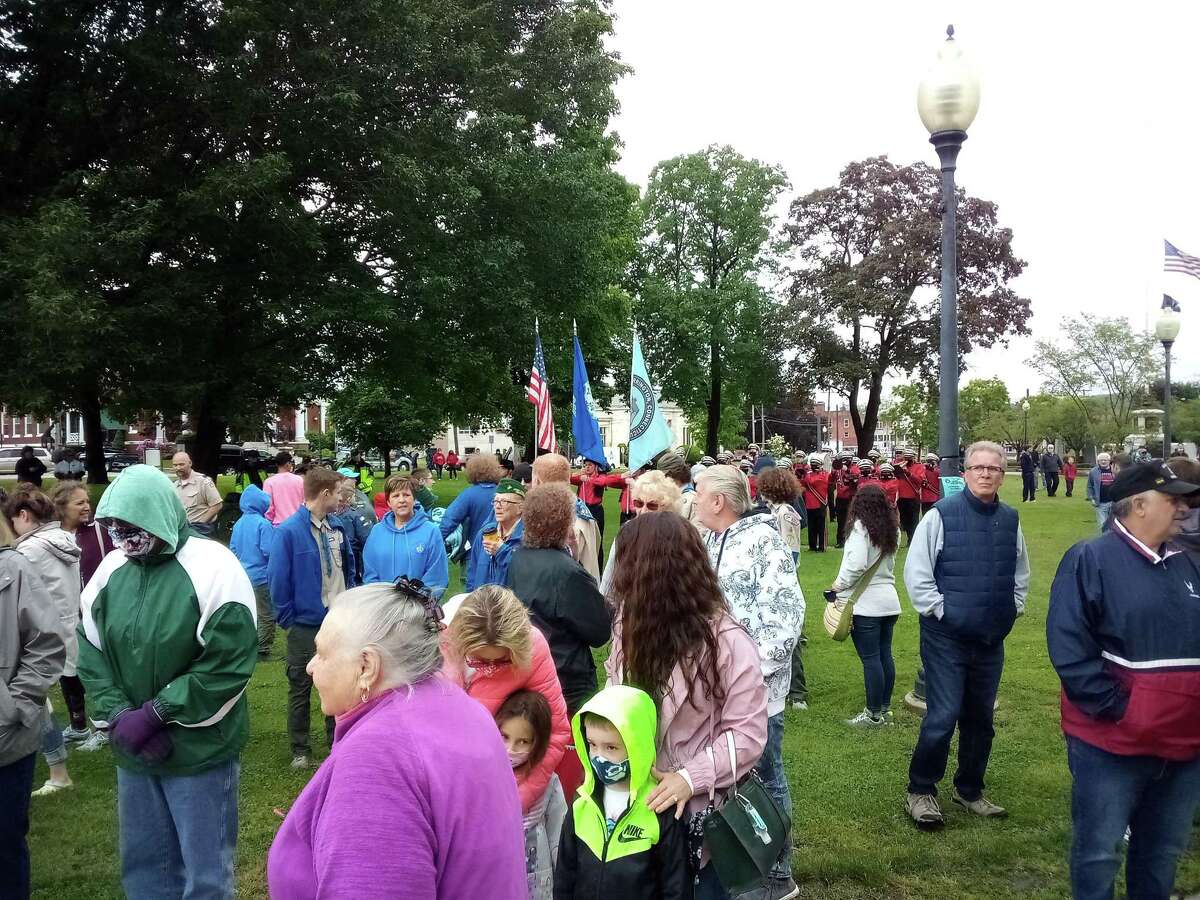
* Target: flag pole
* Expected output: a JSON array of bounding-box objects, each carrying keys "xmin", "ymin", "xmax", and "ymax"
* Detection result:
[{"xmin": 533, "ymin": 318, "xmax": 540, "ymax": 460}]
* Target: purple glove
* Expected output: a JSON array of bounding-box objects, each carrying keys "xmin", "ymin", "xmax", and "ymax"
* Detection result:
[
  {"xmin": 110, "ymin": 701, "xmax": 166, "ymax": 755},
  {"xmin": 137, "ymin": 730, "xmax": 174, "ymax": 765}
]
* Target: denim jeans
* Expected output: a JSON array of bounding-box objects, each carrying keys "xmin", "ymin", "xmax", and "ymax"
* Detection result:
[
  {"xmin": 1066, "ymin": 736, "xmax": 1200, "ymax": 900},
  {"xmin": 850, "ymin": 614, "xmax": 899, "ymax": 715},
  {"xmin": 1095, "ymin": 502, "xmax": 1112, "ymax": 532},
  {"xmin": 117, "ymin": 758, "xmax": 239, "ymax": 900},
  {"xmin": 40, "ymin": 706, "xmax": 67, "ymax": 766},
  {"xmin": 253, "ymin": 582, "xmax": 275, "ymax": 656},
  {"xmin": 907, "ymin": 619, "xmax": 1005, "ymax": 799},
  {"xmin": 787, "ymin": 632, "xmax": 808, "ymax": 703},
  {"xmin": 753, "ymin": 712, "xmax": 793, "ymax": 882},
  {"xmin": 0, "ymin": 752, "xmax": 36, "ymax": 900},
  {"xmin": 1022, "ymin": 473, "xmax": 1037, "ymax": 501}
]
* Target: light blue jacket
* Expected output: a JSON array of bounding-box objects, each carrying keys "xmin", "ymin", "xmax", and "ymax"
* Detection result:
[
  {"xmin": 229, "ymin": 486, "xmax": 274, "ymax": 586},
  {"xmin": 362, "ymin": 505, "xmax": 449, "ymax": 598}
]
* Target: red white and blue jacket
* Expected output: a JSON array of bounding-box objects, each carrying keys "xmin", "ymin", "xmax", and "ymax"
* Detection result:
[{"xmin": 1047, "ymin": 520, "xmax": 1200, "ymax": 760}]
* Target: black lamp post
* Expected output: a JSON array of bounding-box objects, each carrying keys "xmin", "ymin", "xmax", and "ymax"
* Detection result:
[
  {"xmin": 905, "ymin": 25, "xmax": 982, "ymax": 717},
  {"xmin": 1022, "ymin": 399, "xmax": 1030, "ymax": 449},
  {"xmin": 1156, "ymin": 305, "xmax": 1181, "ymax": 456},
  {"xmin": 918, "ymin": 25, "xmax": 981, "ymax": 478}
]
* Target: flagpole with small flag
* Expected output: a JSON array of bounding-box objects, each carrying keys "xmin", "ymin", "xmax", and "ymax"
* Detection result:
[{"xmin": 527, "ymin": 318, "xmax": 557, "ymax": 457}]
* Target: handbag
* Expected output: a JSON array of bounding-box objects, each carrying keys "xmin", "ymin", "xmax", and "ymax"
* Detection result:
[
  {"xmin": 822, "ymin": 551, "xmax": 885, "ymax": 641},
  {"xmin": 702, "ymin": 732, "xmax": 792, "ymax": 895}
]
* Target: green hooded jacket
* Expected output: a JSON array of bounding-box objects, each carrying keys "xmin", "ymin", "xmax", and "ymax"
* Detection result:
[
  {"xmin": 554, "ymin": 685, "xmax": 689, "ymax": 899},
  {"xmin": 76, "ymin": 465, "xmax": 258, "ymax": 776}
]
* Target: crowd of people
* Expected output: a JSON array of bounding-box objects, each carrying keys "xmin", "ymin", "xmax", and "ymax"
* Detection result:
[{"xmin": 1, "ymin": 437, "xmax": 1199, "ymax": 900}]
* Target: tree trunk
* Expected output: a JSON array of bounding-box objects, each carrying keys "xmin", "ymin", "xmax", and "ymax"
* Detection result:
[
  {"xmin": 190, "ymin": 404, "xmax": 227, "ymax": 478},
  {"xmin": 856, "ymin": 369, "xmax": 886, "ymax": 453},
  {"xmin": 705, "ymin": 339, "xmax": 722, "ymax": 456},
  {"xmin": 79, "ymin": 392, "xmax": 109, "ymax": 485},
  {"xmin": 381, "ymin": 445, "xmax": 392, "ymax": 477}
]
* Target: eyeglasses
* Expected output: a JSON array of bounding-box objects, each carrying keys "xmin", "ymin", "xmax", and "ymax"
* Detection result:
[
  {"xmin": 494, "ymin": 497, "xmax": 523, "ymax": 507},
  {"xmin": 965, "ymin": 465, "xmax": 1004, "ymax": 475},
  {"xmin": 633, "ymin": 499, "xmax": 661, "ymax": 511}
]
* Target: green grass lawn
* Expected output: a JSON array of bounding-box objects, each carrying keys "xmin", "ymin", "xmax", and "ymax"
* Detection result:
[{"xmin": 19, "ymin": 475, "xmax": 1200, "ymax": 898}]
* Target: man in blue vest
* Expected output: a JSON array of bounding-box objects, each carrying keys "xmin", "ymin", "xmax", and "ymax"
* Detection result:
[
  {"xmin": 903, "ymin": 440, "xmax": 1030, "ymax": 828},
  {"xmin": 1048, "ymin": 460, "xmax": 1200, "ymax": 900}
]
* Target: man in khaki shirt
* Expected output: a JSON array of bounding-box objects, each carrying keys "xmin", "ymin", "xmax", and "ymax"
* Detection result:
[{"xmin": 172, "ymin": 452, "xmax": 222, "ymax": 536}]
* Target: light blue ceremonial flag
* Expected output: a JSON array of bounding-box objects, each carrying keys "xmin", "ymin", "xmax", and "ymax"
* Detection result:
[
  {"xmin": 572, "ymin": 328, "xmax": 608, "ymax": 465},
  {"xmin": 627, "ymin": 331, "xmax": 673, "ymax": 471}
]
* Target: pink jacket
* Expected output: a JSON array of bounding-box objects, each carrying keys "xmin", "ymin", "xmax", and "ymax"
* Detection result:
[
  {"xmin": 606, "ymin": 613, "xmax": 767, "ymax": 820},
  {"xmin": 442, "ymin": 625, "xmax": 570, "ymax": 813}
]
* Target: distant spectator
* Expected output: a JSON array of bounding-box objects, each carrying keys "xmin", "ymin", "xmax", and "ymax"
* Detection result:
[
  {"xmin": 1063, "ymin": 454, "xmax": 1078, "ymax": 497},
  {"xmin": 433, "ymin": 449, "xmax": 446, "ymax": 480},
  {"xmin": 171, "ymin": 452, "xmax": 222, "ymax": 537},
  {"xmin": 1086, "ymin": 452, "xmax": 1115, "ymax": 531},
  {"xmin": 230, "ymin": 485, "xmax": 277, "ymax": 658},
  {"xmin": 14, "ymin": 447, "xmax": 47, "ymax": 488},
  {"xmin": 264, "ymin": 451, "xmax": 306, "ymax": 526},
  {"xmin": 1041, "ymin": 444, "xmax": 1063, "ymax": 497},
  {"xmin": 446, "ymin": 450, "xmax": 461, "ymax": 479},
  {"xmin": 1167, "ymin": 457, "xmax": 1200, "ymax": 561}
]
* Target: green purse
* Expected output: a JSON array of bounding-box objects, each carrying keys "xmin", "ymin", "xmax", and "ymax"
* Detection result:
[{"xmin": 702, "ymin": 731, "xmax": 792, "ymax": 895}]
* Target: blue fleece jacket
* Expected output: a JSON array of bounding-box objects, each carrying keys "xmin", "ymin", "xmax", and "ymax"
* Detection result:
[
  {"xmin": 362, "ymin": 505, "xmax": 449, "ymax": 598},
  {"xmin": 467, "ymin": 518, "xmax": 524, "ymax": 590},
  {"xmin": 267, "ymin": 506, "xmax": 356, "ymax": 629},
  {"xmin": 439, "ymin": 482, "xmax": 499, "ymax": 583},
  {"xmin": 229, "ymin": 486, "xmax": 274, "ymax": 585}
]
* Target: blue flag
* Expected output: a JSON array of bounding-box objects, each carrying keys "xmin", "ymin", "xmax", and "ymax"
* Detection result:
[
  {"xmin": 572, "ymin": 332, "xmax": 608, "ymax": 465},
  {"xmin": 628, "ymin": 331, "xmax": 674, "ymax": 471}
]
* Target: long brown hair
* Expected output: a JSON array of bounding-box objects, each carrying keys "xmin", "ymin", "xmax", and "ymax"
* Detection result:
[
  {"xmin": 610, "ymin": 512, "xmax": 728, "ymax": 711},
  {"xmin": 495, "ymin": 690, "xmax": 552, "ymax": 770},
  {"xmin": 847, "ymin": 484, "xmax": 899, "ymax": 555}
]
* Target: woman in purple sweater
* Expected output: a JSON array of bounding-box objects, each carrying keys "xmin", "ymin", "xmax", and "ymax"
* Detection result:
[{"xmin": 267, "ymin": 580, "xmax": 527, "ymax": 899}]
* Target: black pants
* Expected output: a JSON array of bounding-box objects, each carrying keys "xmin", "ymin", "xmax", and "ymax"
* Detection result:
[
  {"xmin": 586, "ymin": 502, "xmax": 605, "ymax": 540},
  {"xmin": 807, "ymin": 506, "xmax": 827, "ymax": 551},
  {"xmin": 1065, "ymin": 477, "xmax": 1074, "ymax": 497},
  {"xmin": 1045, "ymin": 471, "xmax": 1060, "ymax": 496},
  {"xmin": 0, "ymin": 752, "xmax": 35, "ymax": 900},
  {"xmin": 620, "ymin": 511, "xmax": 635, "ymax": 526},
  {"xmin": 898, "ymin": 498, "xmax": 921, "ymax": 545},
  {"xmin": 1022, "ymin": 473, "xmax": 1036, "ymax": 502},
  {"xmin": 922, "ymin": 501, "xmax": 936, "ymax": 515},
  {"xmin": 59, "ymin": 674, "xmax": 88, "ymax": 731},
  {"xmin": 287, "ymin": 625, "xmax": 335, "ymax": 757},
  {"xmin": 834, "ymin": 497, "xmax": 851, "ymax": 547}
]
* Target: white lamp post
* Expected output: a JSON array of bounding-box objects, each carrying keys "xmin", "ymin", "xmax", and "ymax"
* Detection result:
[{"xmin": 1156, "ymin": 305, "xmax": 1182, "ymax": 455}]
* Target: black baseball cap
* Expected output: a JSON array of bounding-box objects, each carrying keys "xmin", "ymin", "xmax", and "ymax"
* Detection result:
[{"xmin": 1103, "ymin": 460, "xmax": 1200, "ymax": 503}]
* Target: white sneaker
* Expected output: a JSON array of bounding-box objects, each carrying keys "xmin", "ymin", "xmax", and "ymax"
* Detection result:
[
  {"xmin": 290, "ymin": 755, "xmax": 312, "ymax": 770},
  {"xmin": 32, "ymin": 779, "xmax": 73, "ymax": 797},
  {"xmin": 77, "ymin": 730, "xmax": 109, "ymax": 752},
  {"xmin": 846, "ymin": 709, "xmax": 885, "ymax": 727},
  {"xmin": 61, "ymin": 726, "xmax": 91, "ymax": 743},
  {"xmin": 789, "ymin": 700, "xmax": 808, "ymax": 711}
]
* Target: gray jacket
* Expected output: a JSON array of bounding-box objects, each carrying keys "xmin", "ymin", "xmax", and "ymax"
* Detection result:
[{"xmin": 0, "ymin": 547, "xmax": 66, "ymax": 765}]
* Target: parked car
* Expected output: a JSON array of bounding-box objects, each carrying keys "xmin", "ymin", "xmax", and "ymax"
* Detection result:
[
  {"xmin": 0, "ymin": 446, "xmax": 53, "ymax": 477},
  {"xmin": 107, "ymin": 452, "xmax": 142, "ymax": 474},
  {"xmin": 217, "ymin": 444, "xmax": 264, "ymax": 475}
]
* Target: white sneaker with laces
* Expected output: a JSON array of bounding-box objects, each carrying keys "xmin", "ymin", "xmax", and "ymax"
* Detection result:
[
  {"xmin": 77, "ymin": 730, "xmax": 109, "ymax": 752},
  {"xmin": 846, "ymin": 709, "xmax": 885, "ymax": 727},
  {"xmin": 61, "ymin": 725, "xmax": 91, "ymax": 743}
]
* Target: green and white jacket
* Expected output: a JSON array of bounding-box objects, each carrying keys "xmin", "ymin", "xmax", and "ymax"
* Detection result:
[{"xmin": 77, "ymin": 465, "xmax": 258, "ymax": 776}]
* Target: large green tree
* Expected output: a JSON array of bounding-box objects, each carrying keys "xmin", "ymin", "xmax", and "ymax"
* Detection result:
[
  {"xmin": 0, "ymin": 0, "xmax": 635, "ymax": 478},
  {"xmin": 959, "ymin": 377, "xmax": 1011, "ymax": 445},
  {"xmin": 884, "ymin": 383, "xmax": 939, "ymax": 455},
  {"xmin": 784, "ymin": 156, "xmax": 1030, "ymax": 453},
  {"xmin": 1028, "ymin": 317, "xmax": 1158, "ymax": 446},
  {"xmin": 634, "ymin": 145, "xmax": 789, "ymax": 455}
]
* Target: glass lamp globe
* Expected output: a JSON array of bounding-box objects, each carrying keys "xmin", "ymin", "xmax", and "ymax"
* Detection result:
[
  {"xmin": 917, "ymin": 25, "xmax": 982, "ymax": 134},
  {"xmin": 1156, "ymin": 309, "xmax": 1182, "ymax": 343}
]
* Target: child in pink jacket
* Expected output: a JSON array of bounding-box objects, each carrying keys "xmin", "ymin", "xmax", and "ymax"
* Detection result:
[{"xmin": 443, "ymin": 585, "xmax": 571, "ymax": 813}]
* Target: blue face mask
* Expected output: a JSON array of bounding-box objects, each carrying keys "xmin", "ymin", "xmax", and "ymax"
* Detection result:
[{"xmin": 590, "ymin": 755, "xmax": 631, "ymax": 785}]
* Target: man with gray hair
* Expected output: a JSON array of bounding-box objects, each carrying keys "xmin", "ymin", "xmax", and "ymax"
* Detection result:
[
  {"xmin": 1048, "ymin": 460, "xmax": 1200, "ymax": 899},
  {"xmin": 903, "ymin": 440, "xmax": 1030, "ymax": 829},
  {"xmin": 1086, "ymin": 452, "xmax": 1116, "ymax": 531},
  {"xmin": 695, "ymin": 465, "xmax": 804, "ymax": 900}
]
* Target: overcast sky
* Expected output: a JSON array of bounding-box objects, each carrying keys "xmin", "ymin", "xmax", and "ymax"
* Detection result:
[{"xmin": 606, "ymin": 2, "xmax": 1200, "ymax": 407}]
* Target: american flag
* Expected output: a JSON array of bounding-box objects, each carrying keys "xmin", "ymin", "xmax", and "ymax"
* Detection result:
[
  {"xmin": 527, "ymin": 328, "xmax": 557, "ymax": 453},
  {"xmin": 1165, "ymin": 239, "xmax": 1200, "ymax": 280}
]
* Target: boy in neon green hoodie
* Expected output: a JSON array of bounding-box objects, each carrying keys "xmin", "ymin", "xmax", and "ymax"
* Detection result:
[{"xmin": 554, "ymin": 685, "xmax": 688, "ymax": 899}]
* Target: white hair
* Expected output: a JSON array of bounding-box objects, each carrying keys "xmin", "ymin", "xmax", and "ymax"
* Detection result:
[
  {"xmin": 329, "ymin": 583, "xmax": 443, "ymax": 688},
  {"xmin": 696, "ymin": 465, "xmax": 752, "ymax": 515},
  {"xmin": 964, "ymin": 441, "xmax": 1005, "ymax": 466},
  {"xmin": 632, "ymin": 471, "xmax": 683, "ymax": 513},
  {"xmin": 1097, "ymin": 452, "xmax": 1112, "ymax": 463}
]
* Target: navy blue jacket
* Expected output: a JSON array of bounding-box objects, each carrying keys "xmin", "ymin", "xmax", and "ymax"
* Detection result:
[
  {"xmin": 1048, "ymin": 524, "xmax": 1200, "ymax": 760},
  {"xmin": 267, "ymin": 506, "xmax": 356, "ymax": 629},
  {"xmin": 932, "ymin": 488, "xmax": 1020, "ymax": 643}
]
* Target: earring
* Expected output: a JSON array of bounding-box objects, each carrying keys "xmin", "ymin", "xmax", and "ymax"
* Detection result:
[{"xmin": 360, "ymin": 686, "xmax": 370, "ymax": 704}]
